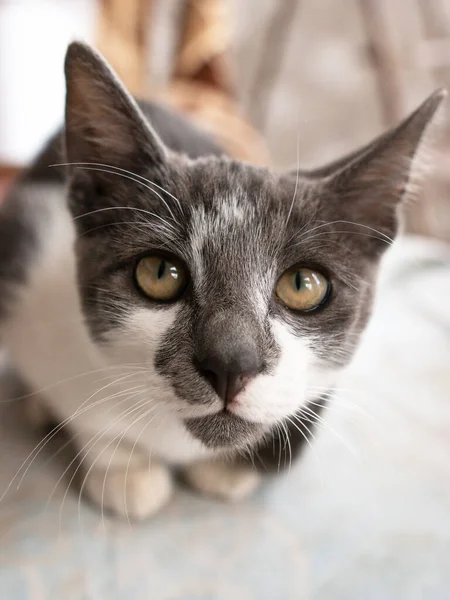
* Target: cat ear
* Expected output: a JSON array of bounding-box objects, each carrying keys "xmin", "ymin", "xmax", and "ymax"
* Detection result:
[
  {"xmin": 300, "ymin": 89, "xmax": 446, "ymax": 244},
  {"xmin": 64, "ymin": 41, "xmax": 166, "ymax": 169}
]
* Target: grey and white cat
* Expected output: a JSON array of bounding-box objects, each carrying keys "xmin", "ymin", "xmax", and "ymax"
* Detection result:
[{"xmin": 0, "ymin": 42, "xmax": 444, "ymax": 519}]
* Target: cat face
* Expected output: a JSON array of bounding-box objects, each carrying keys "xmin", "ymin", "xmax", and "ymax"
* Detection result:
[
  {"xmin": 74, "ymin": 159, "xmax": 367, "ymax": 451},
  {"xmin": 63, "ymin": 43, "xmax": 444, "ymax": 453}
]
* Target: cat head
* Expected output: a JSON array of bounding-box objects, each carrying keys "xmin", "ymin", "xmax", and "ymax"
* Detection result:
[{"xmin": 63, "ymin": 42, "xmax": 445, "ymax": 453}]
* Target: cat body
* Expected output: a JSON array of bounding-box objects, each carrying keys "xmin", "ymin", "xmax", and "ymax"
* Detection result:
[{"xmin": 0, "ymin": 43, "xmax": 444, "ymax": 518}]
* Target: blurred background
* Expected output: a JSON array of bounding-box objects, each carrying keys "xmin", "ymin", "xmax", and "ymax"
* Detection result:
[
  {"xmin": 2, "ymin": 0, "xmax": 450, "ymax": 236},
  {"xmin": 1, "ymin": 1, "xmax": 450, "ymax": 599}
]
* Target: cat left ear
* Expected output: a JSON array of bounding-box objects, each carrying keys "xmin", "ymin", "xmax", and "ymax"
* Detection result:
[
  {"xmin": 298, "ymin": 89, "xmax": 446, "ymax": 243},
  {"xmin": 64, "ymin": 41, "xmax": 166, "ymax": 169}
]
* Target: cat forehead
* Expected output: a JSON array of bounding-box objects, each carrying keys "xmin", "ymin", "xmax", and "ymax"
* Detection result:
[
  {"xmin": 184, "ymin": 173, "xmax": 289, "ymax": 253},
  {"xmin": 181, "ymin": 158, "xmax": 293, "ymax": 211},
  {"xmin": 156, "ymin": 159, "xmax": 319, "ymax": 267},
  {"xmin": 190, "ymin": 192, "xmax": 252, "ymax": 227},
  {"xmin": 177, "ymin": 160, "xmax": 306, "ymax": 231}
]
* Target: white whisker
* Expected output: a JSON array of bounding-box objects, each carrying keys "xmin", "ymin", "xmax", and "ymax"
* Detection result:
[
  {"xmin": 49, "ymin": 161, "xmax": 183, "ymax": 214},
  {"xmin": 285, "ymin": 132, "xmax": 301, "ymax": 228}
]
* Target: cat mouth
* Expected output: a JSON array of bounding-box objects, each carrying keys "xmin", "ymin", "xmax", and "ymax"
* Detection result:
[{"xmin": 184, "ymin": 411, "xmax": 262, "ymax": 449}]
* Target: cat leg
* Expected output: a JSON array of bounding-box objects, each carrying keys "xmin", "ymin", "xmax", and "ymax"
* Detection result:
[
  {"xmin": 184, "ymin": 459, "xmax": 261, "ymax": 502},
  {"xmin": 77, "ymin": 433, "xmax": 173, "ymax": 520}
]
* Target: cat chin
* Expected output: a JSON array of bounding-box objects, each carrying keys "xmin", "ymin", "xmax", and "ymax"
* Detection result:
[{"xmin": 184, "ymin": 411, "xmax": 268, "ymax": 451}]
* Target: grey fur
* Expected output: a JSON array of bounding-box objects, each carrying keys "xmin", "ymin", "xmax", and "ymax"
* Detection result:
[
  {"xmin": 0, "ymin": 187, "xmax": 38, "ymax": 321},
  {"xmin": 0, "ymin": 41, "xmax": 445, "ymax": 466}
]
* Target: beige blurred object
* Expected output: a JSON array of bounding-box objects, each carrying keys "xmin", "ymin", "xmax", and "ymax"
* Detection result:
[
  {"xmin": 173, "ymin": 0, "xmax": 233, "ymax": 93},
  {"xmin": 160, "ymin": 79, "xmax": 270, "ymax": 164},
  {"xmin": 96, "ymin": 0, "xmax": 151, "ymax": 96},
  {"xmin": 96, "ymin": 0, "xmax": 450, "ymax": 240},
  {"xmin": 96, "ymin": 0, "xmax": 269, "ymax": 165},
  {"xmin": 162, "ymin": 0, "xmax": 270, "ymax": 164}
]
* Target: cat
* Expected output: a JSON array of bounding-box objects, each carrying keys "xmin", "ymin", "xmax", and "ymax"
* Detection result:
[{"xmin": 0, "ymin": 42, "xmax": 444, "ymax": 519}]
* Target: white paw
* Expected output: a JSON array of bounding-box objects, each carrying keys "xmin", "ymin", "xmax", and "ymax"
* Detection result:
[
  {"xmin": 24, "ymin": 397, "xmax": 50, "ymax": 428},
  {"xmin": 84, "ymin": 461, "xmax": 173, "ymax": 520},
  {"xmin": 185, "ymin": 460, "xmax": 261, "ymax": 502}
]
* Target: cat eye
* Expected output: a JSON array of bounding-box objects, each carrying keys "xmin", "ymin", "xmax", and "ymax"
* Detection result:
[
  {"xmin": 276, "ymin": 267, "xmax": 330, "ymax": 312},
  {"xmin": 134, "ymin": 255, "xmax": 188, "ymax": 302}
]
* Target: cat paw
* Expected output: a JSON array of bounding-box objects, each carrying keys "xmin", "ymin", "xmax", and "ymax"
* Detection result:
[
  {"xmin": 184, "ymin": 460, "xmax": 261, "ymax": 502},
  {"xmin": 84, "ymin": 461, "xmax": 173, "ymax": 520}
]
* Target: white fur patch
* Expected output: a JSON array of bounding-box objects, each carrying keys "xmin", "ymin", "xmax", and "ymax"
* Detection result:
[
  {"xmin": 231, "ymin": 319, "xmax": 336, "ymax": 425},
  {"xmin": 84, "ymin": 459, "xmax": 173, "ymax": 520},
  {"xmin": 184, "ymin": 459, "xmax": 261, "ymax": 502},
  {"xmin": 102, "ymin": 307, "xmax": 214, "ymax": 464}
]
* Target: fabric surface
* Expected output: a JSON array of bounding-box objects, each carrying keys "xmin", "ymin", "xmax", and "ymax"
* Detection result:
[{"xmin": 1, "ymin": 235, "xmax": 450, "ymax": 600}]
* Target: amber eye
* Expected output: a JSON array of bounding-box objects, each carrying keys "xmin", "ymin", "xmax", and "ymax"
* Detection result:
[
  {"xmin": 134, "ymin": 255, "xmax": 188, "ymax": 301},
  {"xmin": 276, "ymin": 267, "xmax": 330, "ymax": 312}
]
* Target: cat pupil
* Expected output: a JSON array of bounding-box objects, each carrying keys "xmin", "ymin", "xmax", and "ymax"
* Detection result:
[
  {"xmin": 157, "ymin": 260, "xmax": 166, "ymax": 279},
  {"xmin": 294, "ymin": 271, "xmax": 301, "ymax": 291}
]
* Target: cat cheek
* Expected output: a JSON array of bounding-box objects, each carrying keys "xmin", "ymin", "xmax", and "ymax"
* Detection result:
[{"xmin": 101, "ymin": 306, "xmax": 180, "ymax": 365}]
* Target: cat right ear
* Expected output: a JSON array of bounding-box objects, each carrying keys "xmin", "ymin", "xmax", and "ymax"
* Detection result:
[
  {"xmin": 288, "ymin": 90, "xmax": 445, "ymax": 254},
  {"xmin": 64, "ymin": 41, "xmax": 166, "ymax": 171}
]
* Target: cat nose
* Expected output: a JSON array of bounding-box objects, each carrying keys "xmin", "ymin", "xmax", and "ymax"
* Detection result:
[{"xmin": 196, "ymin": 346, "xmax": 263, "ymax": 405}]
